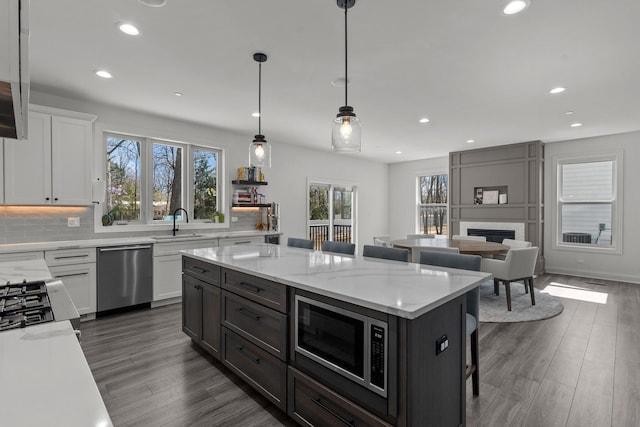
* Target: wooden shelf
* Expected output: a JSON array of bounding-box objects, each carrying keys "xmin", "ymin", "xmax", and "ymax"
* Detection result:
[
  {"xmin": 232, "ymin": 180, "xmax": 268, "ymax": 186},
  {"xmin": 232, "ymin": 203, "xmax": 272, "ymax": 208}
]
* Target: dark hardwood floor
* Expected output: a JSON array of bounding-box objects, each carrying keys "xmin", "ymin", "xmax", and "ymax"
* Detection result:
[{"xmin": 80, "ymin": 274, "xmax": 640, "ymax": 426}]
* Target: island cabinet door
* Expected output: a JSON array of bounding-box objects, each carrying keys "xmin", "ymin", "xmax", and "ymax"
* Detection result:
[
  {"xmin": 288, "ymin": 367, "xmax": 393, "ymax": 427},
  {"xmin": 201, "ymin": 283, "xmax": 221, "ymax": 358},
  {"xmin": 182, "ymin": 274, "xmax": 203, "ymax": 342}
]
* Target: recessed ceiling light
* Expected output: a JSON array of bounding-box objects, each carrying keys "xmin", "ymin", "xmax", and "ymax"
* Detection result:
[
  {"xmin": 503, "ymin": 0, "xmax": 530, "ymax": 15},
  {"xmin": 419, "ymin": 118, "xmax": 430, "ymax": 123},
  {"xmin": 550, "ymin": 87, "xmax": 566, "ymax": 94},
  {"xmin": 395, "ymin": 151, "xmax": 402, "ymax": 154},
  {"xmin": 137, "ymin": 0, "xmax": 166, "ymax": 6},
  {"xmin": 251, "ymin": 112, "xmax": 260, "ymax": 118},
  {"xmin": 173, "ymin": 92, "xmax": 183, "ymax": 97},
  {"xmin": 565, "ymin": 111, "xmax": 574, "ymax": 115},
  {"xmin": 95, "ymin": 70, "xmax": 112, "ymax": 79},
  {"xmin": 570, "ymin": 123, "xmax": 582, "ymax": 127},
  {"xmin": 118, "ymin": 23, "xmax": 140, "ymax": 36},
  {"xmin": 466, "ymin": 139, "xmax": 475, "ymax": 144}
]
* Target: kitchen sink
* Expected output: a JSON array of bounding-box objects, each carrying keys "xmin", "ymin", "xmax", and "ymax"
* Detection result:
[{"xmin": 150, "ymin": 233, "xmax": 206, "ymax": 241}]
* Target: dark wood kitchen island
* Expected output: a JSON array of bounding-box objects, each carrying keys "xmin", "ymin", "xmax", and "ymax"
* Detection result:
[{"xmin": 182, "ymin": 244, "xmax": 489, "ymax": 427}]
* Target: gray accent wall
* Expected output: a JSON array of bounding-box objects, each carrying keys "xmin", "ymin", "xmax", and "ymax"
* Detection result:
[{"xmin": 449, "ymin": 141, "xmax": 544, "ymax": 270}]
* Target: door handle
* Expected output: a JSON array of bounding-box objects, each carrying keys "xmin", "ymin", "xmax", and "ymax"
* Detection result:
[{"xmin": 238, "ymin": 307, "xmax": 261, "ymax": 321}]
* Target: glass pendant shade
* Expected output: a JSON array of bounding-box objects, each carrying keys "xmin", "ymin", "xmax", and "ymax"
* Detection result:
[
  {"xmin": 250, "ymin": 134, "xmax": 271, "ymax": 168},
  {"xmin": 249, "ymin": 52, "xmax": 271, "ymax": 168},
  {"xmin": 331, "ymin": 106, "xmax": 361, "ymax": 152}
]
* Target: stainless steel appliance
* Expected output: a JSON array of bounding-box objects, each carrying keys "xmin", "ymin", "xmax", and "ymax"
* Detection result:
[
  {"xmin": 295, "ymin": 295, "xmax": 388, "ymax": 397},
  {"xmin": 97, "ymin": 245, "xmax": 152, "ymax": 313},
  {"xmin": 0, "ymin": 279, "xmax": 80, "ymax": 332}
]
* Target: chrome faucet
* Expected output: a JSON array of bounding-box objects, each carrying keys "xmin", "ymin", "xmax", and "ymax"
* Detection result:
[{"xmin": 172, "ymin": 208, "xmax": 189, "ymax": 236}]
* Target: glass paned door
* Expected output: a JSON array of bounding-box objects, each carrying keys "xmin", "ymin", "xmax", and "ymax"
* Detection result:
[{"xmin": 308, "ymin": 182, "xmax": 356, "ymax": 250}]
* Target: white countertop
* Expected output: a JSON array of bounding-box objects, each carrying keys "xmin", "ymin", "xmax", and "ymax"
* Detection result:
[
  {"xmin": 0, "ymin": 259, "xmax": 52, "ymax": 284},
  {"xmin": 0, "ymin": 230, "xmax": 281, "ymax": 254},
  {"xmin": 183, "ymin": 244, "xmax": 491, "ymax": 319},
  {"xmin": 0, "ymin": 321, "xmax": 113, "ymax": 427}
]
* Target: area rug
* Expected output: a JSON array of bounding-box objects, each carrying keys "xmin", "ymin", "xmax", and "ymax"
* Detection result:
[{"xmin": 479, "ymin": 281, "xmax": 564, "ymax": 323}]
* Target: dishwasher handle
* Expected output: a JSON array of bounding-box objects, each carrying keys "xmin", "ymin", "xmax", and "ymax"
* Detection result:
[{"xmin": 99, "ymin": 245, "xmax": 152, "ymax": 252}]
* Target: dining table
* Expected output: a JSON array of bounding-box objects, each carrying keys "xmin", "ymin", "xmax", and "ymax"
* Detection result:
[{"xmin": 391, "ymin": 237, "xmax": 510, "ymax": 263}]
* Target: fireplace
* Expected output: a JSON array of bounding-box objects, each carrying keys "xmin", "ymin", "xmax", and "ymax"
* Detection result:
[
  {"xmin": 468, "ymin": 228, "xmax": 515, "ymax": 243},
  {"xmin": 459, "ymin": 221, "xmax": 525, "ymax": 241}
]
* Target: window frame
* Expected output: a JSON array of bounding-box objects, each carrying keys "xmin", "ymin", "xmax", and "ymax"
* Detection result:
[
  {"xmin": 97, "ymin": 131, "xmax": 225, "ymax": 233},
  {"xmin": 553, "ymin": 151, "xmax": 623, "ymax": 254},
  {"xmin": 416, "ymin": 171, "xmax": 449, "ymax": 237}
]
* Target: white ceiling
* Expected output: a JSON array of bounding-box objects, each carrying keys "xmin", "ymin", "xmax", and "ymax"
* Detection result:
[{"xmin": 29, "ymin": 0, "xmax": 640, "ymax": 163}]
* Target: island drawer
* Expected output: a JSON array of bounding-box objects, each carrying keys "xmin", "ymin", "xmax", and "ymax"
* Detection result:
[
  {"xmin": 288, "ymin": 367, "xmax": 393, "ymax": 427},
  {"xmin": 222, "ymin": 269, "xmax": 287, "ymax": 313},
  {"xmin": 182, "ymin": 257, "xmax": 220, "ymax": 286},
  {"xmin": 222, "ymin": 290, "xmax": 287, "ymax": 361},
  {"xmin": 222, "ymin": 328, "xmax": 287, "ymax": 411}
]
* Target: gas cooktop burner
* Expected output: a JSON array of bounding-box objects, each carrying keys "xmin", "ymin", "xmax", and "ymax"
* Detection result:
[
  {"xmin": 0, "ymin": 280, "xmax": 48, "ymax": 298},
  {"xmin": 0, "ymin": 280, "xmax": 54, "ymax": 332},
  {"xmin": 0, "ymin": 309, "xmax": 55, "ymax": 332}
]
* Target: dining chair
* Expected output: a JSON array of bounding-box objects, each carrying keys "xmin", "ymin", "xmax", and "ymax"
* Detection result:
[
  {"xmin": 321, "ymin": 240, "xmax": 356, "ymax": 255},
  {"xmin": 373, "ymin": 235, "xmax": 391, "ymax": 247},
  {"xmin": 419, "ymin": 251, "xmax": 482, "ymax": 396},
  {"xmin": 452, "ymin": 235, "xmax": 487, "ymax": 242},
  {"xmin": 481, "ymin": 246, "xmax": 539, "ymax": 311},
  {"xmin": 287, "ymin": 237, "xmax": 314, "ymax": 250},
  {"xmin": 494, "ymin": 238, "xmax": 532, "ymax": 260},
  {"xmin": 362, "ymin": 245, "xmax": 409, "ymax": 262},
  {"xmin": 407, "ymin": 233, "xmax": 435, "ymax": 239}
]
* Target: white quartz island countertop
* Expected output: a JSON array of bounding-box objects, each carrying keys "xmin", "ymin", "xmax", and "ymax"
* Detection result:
[
  {"xmin": 0, "ymin": 320, "xmax": 113, "ymax": 427},
  {"xmin": 183, "ymin": 244, "xmax": 491, "ymax": 319}
]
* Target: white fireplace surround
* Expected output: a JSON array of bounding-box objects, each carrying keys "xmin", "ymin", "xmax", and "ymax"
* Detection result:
[{"xmin": 459, "ymin": 222, "xmax": 525, "ymax": 241}]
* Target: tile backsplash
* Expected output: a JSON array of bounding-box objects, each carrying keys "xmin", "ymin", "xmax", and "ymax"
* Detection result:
[{"xmin": 0, "ymin": 206, "xmax": 265, "ymax": 244}]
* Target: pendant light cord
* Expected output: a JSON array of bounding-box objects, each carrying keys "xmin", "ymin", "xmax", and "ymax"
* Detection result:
[
  {"xmin": 344, "ymin": 6, "xmax": 348, "ymax": 106},
  {"xmin": 258, "ymin": 61, "xmax": 262, "ymax": 135}
]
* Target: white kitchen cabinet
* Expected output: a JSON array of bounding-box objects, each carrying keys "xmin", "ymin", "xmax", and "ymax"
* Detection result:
[
  {"xmin": 0, "ymin": 251, "xmax": 44, "ymax": 262},
  {"xmin": 45, "ymin": 248, "xmax": 97, "ymax": 316},
  {"xmin": 3, "ymin": 106, "xmax": 97, "ymax": 205},
  {"xmin": 218, "ymin": 235, "xmax": 265, "ymax": 246},
  {"xmin": 153, "ymin": 239, "xmax": 218, "ymax": 302}
]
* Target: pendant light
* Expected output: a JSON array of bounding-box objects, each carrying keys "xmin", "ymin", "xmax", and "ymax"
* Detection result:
[
  {"xmin": 249, "ymin": 52, "xmax": 271, "ymax": 168},
  {"xmin": 331, "ymin": 0, "xmax": 361, "ymax": 153}
]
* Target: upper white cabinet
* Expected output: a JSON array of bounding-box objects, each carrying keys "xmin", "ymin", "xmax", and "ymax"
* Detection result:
[{"xmin": 3, "ymin": 106, "xmax": 97, "ymax": 205}]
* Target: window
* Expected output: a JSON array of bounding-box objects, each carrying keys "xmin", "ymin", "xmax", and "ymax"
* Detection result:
[
  {"xmin": 308, "ymin": 180, "xmax": 356, "ymax": 250},
  {"xmin": 103, "ymin": 132, "xmax": 221, "ymax": 227},
  {"xmin": 556, "ymin": 153, "xmax": 621, "ymax": 251},
  {"xmin": 417, "ymin": 174, "xmax": 448, "ymax": 236}
]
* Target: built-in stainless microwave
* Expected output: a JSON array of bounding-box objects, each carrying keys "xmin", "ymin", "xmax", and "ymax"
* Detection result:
[{"xmin": 294, "ymin": 295, "xmax": 388, "ymax": 397}]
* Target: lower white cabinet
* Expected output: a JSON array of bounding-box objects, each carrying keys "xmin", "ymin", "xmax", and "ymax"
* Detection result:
[
  {"xmin": 218, "ymin": 235, "xmax": 264, "ymax": 246},
  {"xmin": 153, "ymin": 239, "xmax": 218, "ymax": 302},
  {"xmin": 0, "ymin": 251, "xmax": 44, "ymax": 262},
  {"xmin": 48, "ymin": 263, "xmax": 97, "ymax": 315},
  {"xmin": 45, "ymin": 247, "xmax": 96, "ymax": 316}
]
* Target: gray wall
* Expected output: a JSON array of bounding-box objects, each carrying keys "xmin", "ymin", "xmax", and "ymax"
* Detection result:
[{"xmin": 449, "ymin": 141, "xmax": 544, "ymax": 255}]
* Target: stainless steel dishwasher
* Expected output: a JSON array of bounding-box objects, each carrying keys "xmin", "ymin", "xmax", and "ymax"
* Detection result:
[{"xmin": 97, "ymin": 245, "xmax": 153, "ymax": 313}]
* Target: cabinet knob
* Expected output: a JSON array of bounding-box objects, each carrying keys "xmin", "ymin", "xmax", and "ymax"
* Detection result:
[
  {"xmin": 54, "ymin": 197, "xmax": 58, "ymax": 201},
  {"xmin": 45, "ymin": 197, "xmax": 50, "ymax": 201}
]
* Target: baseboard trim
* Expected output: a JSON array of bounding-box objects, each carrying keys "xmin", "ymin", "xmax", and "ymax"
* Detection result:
[{"xmin": 544, "ymin": 266, "xmax": 640, "ymax": 284}]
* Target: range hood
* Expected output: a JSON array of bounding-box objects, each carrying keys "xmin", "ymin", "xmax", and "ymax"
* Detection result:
[{"xmin": 0, "ymin": 0, "xmax": 29, "ymax": 140}]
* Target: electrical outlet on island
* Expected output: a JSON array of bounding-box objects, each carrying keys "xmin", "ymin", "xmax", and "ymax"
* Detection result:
[{"xmin": 67, "ymin": 217, "xmax": 80, "ymax": 227}]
